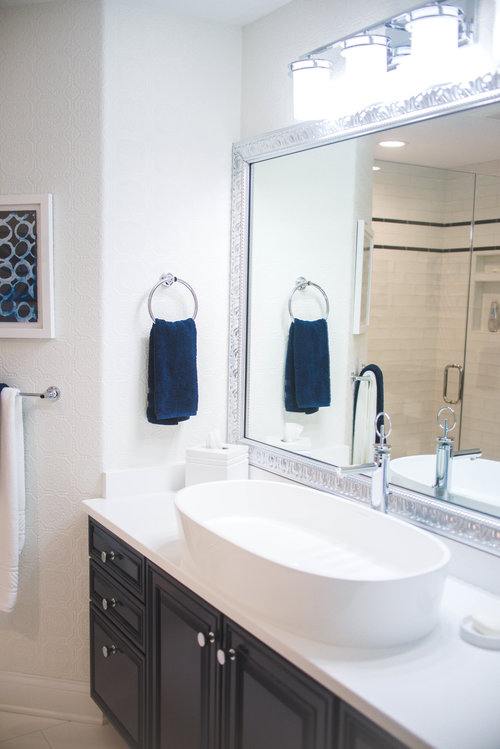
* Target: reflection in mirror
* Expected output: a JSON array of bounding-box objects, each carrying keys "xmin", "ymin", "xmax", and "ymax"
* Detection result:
[{"xmin": 244, "ymin": 101, "xmax": 500, "ymax": 520}]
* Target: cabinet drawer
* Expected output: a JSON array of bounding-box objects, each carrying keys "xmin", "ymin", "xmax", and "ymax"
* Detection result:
[
  {"xmin": 89, "ymin": 519, "xmax": 145, "ymax": 600},
  {"xmin": 90, "ymin": 562, "xmax": 146, "ymax": 651},
  {"xmin": 90, "ymin": 609, "xmax": 146, "ymax": 749}
]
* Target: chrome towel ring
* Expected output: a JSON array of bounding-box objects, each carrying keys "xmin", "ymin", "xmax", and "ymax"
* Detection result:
[
  {"xmin": 148, "ymin": 273, "xmax": 198, "ymax": 322},
  {"xmin": 288, "ymin": 276, "xmax": 329, "ymax": 321}
]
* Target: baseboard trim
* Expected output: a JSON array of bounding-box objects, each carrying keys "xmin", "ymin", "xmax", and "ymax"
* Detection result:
[{"xmin": 0, "ymin": 671, "xmax": 103, "ymax": 724}]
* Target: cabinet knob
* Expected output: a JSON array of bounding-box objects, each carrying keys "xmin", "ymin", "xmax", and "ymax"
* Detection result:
[
  {"xmin": 217, "ymin": 648, "xmax": 236, "ymax": 665},
  {"xmin": 100, "ymin": 550, "xmax": 116, "ymax": 563},
  {"xmin": 102, "ymin": 644, "xmax": 118, "ymax": 658},
  {"xmin": 102, "ymin": 597, "xmax": 116, "ymax": 611},
  {"xmin": 197, "ymin": 631, "xmax": 216, "ymax": 648}
]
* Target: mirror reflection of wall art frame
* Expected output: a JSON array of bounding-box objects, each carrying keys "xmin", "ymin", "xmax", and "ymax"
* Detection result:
[
  {"xmin": 352, "ymin": 219, "xmax": 373, "ymax": 335},
  {"xmin": 0, "ymin": 193, "xmax": 54, "ymax": 338}
]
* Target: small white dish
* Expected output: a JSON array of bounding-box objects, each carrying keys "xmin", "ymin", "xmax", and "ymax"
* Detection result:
[{"xmin": 460, "ymin": 616, "xmax": 500, "ymax": 650}]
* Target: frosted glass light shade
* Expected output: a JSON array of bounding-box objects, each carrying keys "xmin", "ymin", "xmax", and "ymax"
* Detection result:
[
  {"xmin": 406, "ymin": 5, "xmax": 461, "ymax": 71},
  {"xmin": 340, "ymin": 34, "xmax": 389, "ymax": 80},
  {"xmin": 289, "ymin": 59, "xmax": 333, "ymax": 121}
]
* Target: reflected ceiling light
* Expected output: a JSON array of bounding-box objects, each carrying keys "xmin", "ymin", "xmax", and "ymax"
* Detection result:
[
  {"xmin": 378, "ymin": 140, "xmax": 407, "ymax": 148},
  {"xmin": 289, "ymin": 58, "xmax": 333, "ymax": 121},
  {"xmin": 372, "ymin": 165, "xmax": 381, "ymax": 171}
]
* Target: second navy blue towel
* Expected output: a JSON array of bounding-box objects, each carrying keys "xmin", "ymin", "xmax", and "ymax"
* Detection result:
[
  {"xmin": 285, "ymin": 318, "xmax": 331, "ymax": 414},
  {"xmin": 147, "ymin": 318, "xmax": 198, "ymax": 425}
]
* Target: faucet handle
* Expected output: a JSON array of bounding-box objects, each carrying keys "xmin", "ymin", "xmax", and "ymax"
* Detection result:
[
  {"xmin": 437, "ymin": 406, "xmax": 456, "ymax": 442},
  {"xmin": 375, "ymin": 412, "xmax": 392, "ymax": 443}
]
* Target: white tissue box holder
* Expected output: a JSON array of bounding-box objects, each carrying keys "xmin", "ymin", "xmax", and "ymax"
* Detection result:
[{"xmin": 185, "ymin": 444, "xmax": 249, "ymax": 486}]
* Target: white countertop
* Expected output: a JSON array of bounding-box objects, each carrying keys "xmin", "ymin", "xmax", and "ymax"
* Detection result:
[{"xmin": 83, "ymin": 491, "xmax": 500, "ymax": 749}]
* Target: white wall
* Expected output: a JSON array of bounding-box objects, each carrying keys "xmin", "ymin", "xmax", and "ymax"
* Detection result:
[
  {"xmin": 101, "ymin": 0, "xmax": 241, "ymax": 468},
  {"xmin": 0, "ymin": 0, "xmax": 103, "ymax": 682},
  {"xmin": 0, "ymin": 0, "xmax": 241, "ymax": 695}
]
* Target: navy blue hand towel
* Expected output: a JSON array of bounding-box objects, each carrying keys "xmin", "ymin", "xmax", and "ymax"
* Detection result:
[
  {"xmin": 147, "ymin": 318, "xmax": 198, "ymax": 425},
  {"xmin": 353, "ymin": 363, "xmax": 384, "ymax": 443},
  {"xmin": 285, "ymin": 318, "xmax": 331, "ymax": 413}
]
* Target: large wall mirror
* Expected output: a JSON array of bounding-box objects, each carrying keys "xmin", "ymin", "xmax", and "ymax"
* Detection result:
[{"xmin": 229, "ymin": 73, "xmax": 500, "ymax": 553}]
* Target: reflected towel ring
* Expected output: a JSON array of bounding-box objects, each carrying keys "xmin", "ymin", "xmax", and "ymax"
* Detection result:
[
  {"xmin": 288, "ymin": 276, "xmax": 329, "ymax": 321},
  {"xmin": 148, "ymin": 273, "xmax": 198, "ymax": 322}
]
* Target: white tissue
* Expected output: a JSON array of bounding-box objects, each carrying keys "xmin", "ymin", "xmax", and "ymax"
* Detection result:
[
  {"xmin": 206, "ymin": 429, "xmax": 223, "ymax": 449},
  {"xmin": 282, "ymin": 422, "xmax": 304, "ymax": 443}
]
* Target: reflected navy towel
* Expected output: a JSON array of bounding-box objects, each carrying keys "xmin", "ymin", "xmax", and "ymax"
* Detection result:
[
  {"xmin": 285, "ymin": 318, "xmax": 331, "ymax": 413},
  {"xmin": 147, "ymin": 318, "xmax": 198, "ymax": 425},
  {"xmin": 353, "ymin": 363, "xmax": 384, "ymax": 443}
]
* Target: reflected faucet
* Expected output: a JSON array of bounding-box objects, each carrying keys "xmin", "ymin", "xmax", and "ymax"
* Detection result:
[
  {"xmin": 433, "ymin": 407, "xmax": 482, "ymax": 497},
  {"xmin": 342, "ymin": 412, "xmax": 392, "ymax": 512}
]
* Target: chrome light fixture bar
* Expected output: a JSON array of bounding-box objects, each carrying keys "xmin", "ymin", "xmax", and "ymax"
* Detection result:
[{"xmin": 288, "ymin": 0, "xmax": 476, "ymax": 121}]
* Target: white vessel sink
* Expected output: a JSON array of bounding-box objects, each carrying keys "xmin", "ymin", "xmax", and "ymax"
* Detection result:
[
  {"xmin": 391, "ymin": 455, "xmax": 499, "ymax": 509},
  {"xmin": 175, "ymin": 479, "xmax": 450, "ymax": 648}
]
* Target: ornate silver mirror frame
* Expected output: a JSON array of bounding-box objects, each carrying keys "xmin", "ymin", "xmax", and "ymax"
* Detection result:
[{"xmin": 228, "ymin": 71, "xmax": 500, "ymax": 557}]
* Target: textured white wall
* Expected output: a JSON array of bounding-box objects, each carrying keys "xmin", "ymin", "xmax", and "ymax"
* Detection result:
[
  {"xmin": 0, "ymin": 0, "xmax": 241, "ymax": 687},
  {"xmin": 101, "ymin": 0, "xmax": 241, "ymax": 468},
  {"xmin": 0, "ymin": 0, "xmax": 103, "ymax": 680}
]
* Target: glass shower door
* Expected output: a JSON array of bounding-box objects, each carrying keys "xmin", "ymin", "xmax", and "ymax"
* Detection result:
[{"xmin": 460, "ymin": 173, "xmax": 500, "ymax": 461}]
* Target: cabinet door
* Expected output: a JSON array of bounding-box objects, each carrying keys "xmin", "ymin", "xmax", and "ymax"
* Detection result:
[
  {"xmin": 90, "ymin": 609, "xmax": 146, "ymax": 749},
  {"xmin": 150, "ymin": 568, "xmax": 221, "ymax": 749},
  {"xmin": 222, "ymin": 620, "xmax": 335, "ymax": 749},
  {"xmin": 338, "ymin": 704, "xmax": 407, "ymax": 749}
]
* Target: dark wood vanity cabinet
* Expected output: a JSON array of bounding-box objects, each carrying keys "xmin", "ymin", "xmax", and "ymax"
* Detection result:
[
  {"xmin": 149, "ymin": 563, "xmax": 335, "ymax": 749},
  {"xmin": 88, "ymin": 519, "xmax": 408, "ymax": 749},
  {"xmin": 221, "ymin": 620, "xmax": 335, "ymax": 749},
  {"xmin": 88, "ymin": 520, "xmax": 147, "ymax": 749},
  {"xmin": 338, "ymin": 704, "xmax": 407, "ymax": 749},
  {"xmin": 149, "ymin": 567, "xmax": 222, "ymax": 749}
]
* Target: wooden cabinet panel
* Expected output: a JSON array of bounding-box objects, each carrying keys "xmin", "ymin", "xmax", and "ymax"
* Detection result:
[
  {"xmin": 338, "ymin": 704, "xmax": 407, "ymax": 749},
  {"xmin": 90, "ymin": 609, "xmax": 146, "ymax": 749},
  {"xmin": 89, "ymin": 518, "xmax": 145, "ymax": 600},
  {"xmin": 150, "ymin": 567, "xmax": 221, "ymax": 749},
  {"xmin": 222, "ymin": 620, "xmax": 335, "ymax": 749},
  {"xmin": 90, "ymin": 561, "xmax": 146, "ymax": 651}
]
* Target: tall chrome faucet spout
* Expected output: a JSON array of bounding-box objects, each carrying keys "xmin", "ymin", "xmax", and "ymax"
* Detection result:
[
  {"xmin": 341, "ymin": 412, "xmax": 392, "ymax": 512},
  {"xmin": 433, "ymin": 406, "xmax": 456, "ymax": 497}
]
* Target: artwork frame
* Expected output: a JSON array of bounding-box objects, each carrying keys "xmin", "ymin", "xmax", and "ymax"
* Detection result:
[
  {"xmin": 0, "ymin": 193, "xmax": 54, "ymax": 338},
  {"xmin": 352, "ymin": 219, "xmax": 373, "ymax": 335}
]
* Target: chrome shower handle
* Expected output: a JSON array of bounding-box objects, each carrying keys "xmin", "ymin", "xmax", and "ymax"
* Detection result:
[{"xmin": 443, "ymin": 364, "xmax": 463, "ymax": 405}]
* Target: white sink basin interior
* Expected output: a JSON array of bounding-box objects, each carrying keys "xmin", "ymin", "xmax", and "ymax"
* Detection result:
[
  {"xmin": 391, "ymin": 454, "xmax": 499, "ymax": 509},
  {"xmin": 175, "ymin": 479, "xmax": 450, "ymax": 648}
]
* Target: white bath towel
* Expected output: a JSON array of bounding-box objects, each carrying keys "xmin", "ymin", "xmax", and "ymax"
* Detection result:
[
  {"xmin": 352, "ymin": 372, "xmax": 377, "ymax": 465},
  {"xmin": 0, "ymin": 387, "xmax": 25, "ymax": 612}
]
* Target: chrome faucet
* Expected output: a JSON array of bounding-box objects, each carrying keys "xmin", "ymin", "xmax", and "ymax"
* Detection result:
[
  {"xmin": 342, "ymin": 412, "xmax": 392, "ymax": 512},
  {"xmin": 433, "ymin": 407, "xmax": 481, "ymax": 497}
]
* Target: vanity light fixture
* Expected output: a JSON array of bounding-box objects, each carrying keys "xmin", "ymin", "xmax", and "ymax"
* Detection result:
[
  {"xmin": 288, "ymin": 0, "xmax": 475, "ymax": 121},
  {"xmin": 289, "ymin": 58, "xmax": 334, "ymax": 121},
  {"xmin": 340, "ymin": 34, "xmax": 389, "ymax": 79},
  {"xmin": 404, "ymin": 4, "xmax": 462, "ymax": 62}
]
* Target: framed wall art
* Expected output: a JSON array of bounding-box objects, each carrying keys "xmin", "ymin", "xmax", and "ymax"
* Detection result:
[{"xmin": 0, "ymin": 194, "xmax": 54, "ymax": 338}]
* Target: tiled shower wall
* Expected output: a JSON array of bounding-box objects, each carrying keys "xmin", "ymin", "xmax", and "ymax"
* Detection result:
[{"xmin": 369, "ymin": 161, "xmax": 474, "ymax": 458}]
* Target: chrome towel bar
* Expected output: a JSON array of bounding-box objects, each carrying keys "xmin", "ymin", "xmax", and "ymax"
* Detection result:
[
  {"xmin": 19, "ymin": 386, "xmax": 61, "ymax": 401},
  {"xmin": 148, "ymin": 273, "xmax": 198, "ymax": 322}
]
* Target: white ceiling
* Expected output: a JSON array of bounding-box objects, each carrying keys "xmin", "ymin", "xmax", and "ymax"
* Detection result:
[
  {"xmin": 373, "ymin": 102, "xmax": 500, "ymax": 172},
  {"xmin": 0, "ymin": 0, "xmax": 293, "ymax": 25}
]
